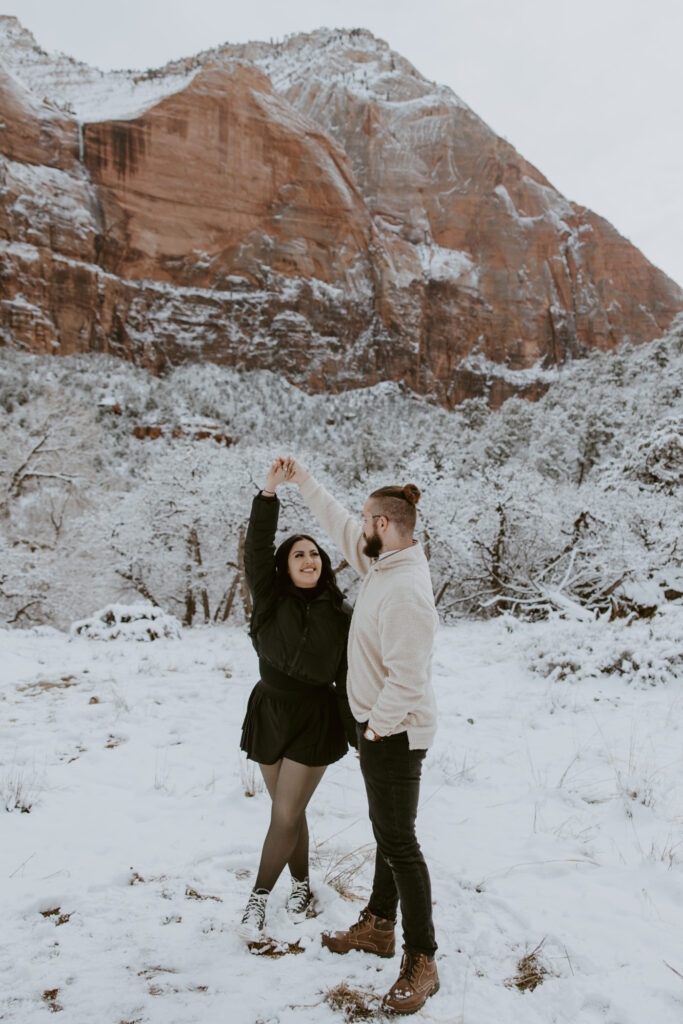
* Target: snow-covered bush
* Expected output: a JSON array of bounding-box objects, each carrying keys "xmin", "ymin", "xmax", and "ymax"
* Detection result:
[
  {"xmin": 1, "ymin": 324, "xmax": 682, "ymax": 627},
  {"xmin": 525, "ymin": 606, "xmax": 683, "ymax": 687},
  {"xmin": 626, "ymin": 416, "xmax": 683, "ymax": 487},
  {"xmin": 70, "ymin": 603, "xmax": 182, "ymax": 641}
]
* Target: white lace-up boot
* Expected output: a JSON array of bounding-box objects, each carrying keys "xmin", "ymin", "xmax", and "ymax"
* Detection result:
[
  {"xmin": 237, "ymin": 888, "xmax": 269, "ymax": 942},
  {"xmin": 286, "ymin": 876, "xmax": 313, "ymax": 920}
]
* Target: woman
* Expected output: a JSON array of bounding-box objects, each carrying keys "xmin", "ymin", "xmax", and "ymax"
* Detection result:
[{"xmin": 238, "ymin": 458, "xmax": 355, "ymax": 942}]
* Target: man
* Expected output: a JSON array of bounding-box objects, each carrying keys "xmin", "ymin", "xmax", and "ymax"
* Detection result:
[{"xmin": 283, "ymin": 458, "xmax": 439, "ymax": 1016}]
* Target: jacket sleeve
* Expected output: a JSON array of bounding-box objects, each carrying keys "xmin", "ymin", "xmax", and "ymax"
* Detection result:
[
  {"xmin": 299, "ymin": 473, "xmax": 371, "ymax": 577},
  {"xmin": 368, "ymin": 592, "xmax": 438, "ymax": 739},
  {"xmin": 244, "ymin": 493, "xmax": 279, "ymax": 603}
]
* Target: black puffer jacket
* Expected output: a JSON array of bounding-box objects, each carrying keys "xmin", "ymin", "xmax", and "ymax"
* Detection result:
[{"xmin": 245, "ymin": 493, "xmax": 351, "ymax": 688}]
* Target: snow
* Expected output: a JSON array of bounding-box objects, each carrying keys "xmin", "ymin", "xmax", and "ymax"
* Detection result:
[
  {"xmin": 457, "ymin": 348, "xmax": 564, "ymax": 386},
  {"xmin": 65, "ymin": 74, "xmax": 199, "ymax": 124},
  {"xmin": 0, "ymin": 16, "xmax": 468, "ymax": 132},
  {"xmin": 417, "ymin": 242, "xmax": 479, "ymax": 287},
  {"xmin": 1, "ymin": 157, "xmax": 97, "ymax": 240},
  {"xmin": 493, "ymin": 182, "xmax": 577, "ymax": 237},
  {"xmin": 0, "ymin": 16, "xmax": 196, "ymax": 124},
  {"xmin": 493, "ymin": 184, "xmax": 546, "ymax": 228},
  {"xmin": 0, "ymin": 296, "xmax": 55, "ymax": 335},
  {"xmin": 71, "ymin": 603, "xmax": 183, "ymax": 641},
  {"xmin": 1, "ymin": 617, "xmax": 681, "ymax": 1023},
  {"xmin": 250, "ymin": 27, "xmax": 466, "ymax": 110}
]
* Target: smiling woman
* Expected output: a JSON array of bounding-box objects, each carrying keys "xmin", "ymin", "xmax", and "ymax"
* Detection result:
[
  {"xmin": 286, "ymin": 539, "xmax": 322, "ymax": 589},
  {"xmin": 236, "ymin": 458, "xmax": 356, "ymax": 943}
]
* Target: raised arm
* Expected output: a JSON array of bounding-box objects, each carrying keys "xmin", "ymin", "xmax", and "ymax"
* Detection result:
[
  {"xmin": 243, "ymin": 459, "xmax": 288, "ymax": 601},
  {"xmin": 284, "ymin": 458, "xmax": 370, "ymax": 577}
]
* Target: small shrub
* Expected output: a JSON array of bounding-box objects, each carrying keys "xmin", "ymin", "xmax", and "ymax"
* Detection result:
[
  {"xmin": 1, "ymin": 769, "xmax": 37, "ymax": 813},
  {"xmin": 505, "ymin": 939, "xmax": 550, "ymax": 992},
  {"xmin": 323, "ymin": 982, "xmax": 385, "ymax": 1022}
]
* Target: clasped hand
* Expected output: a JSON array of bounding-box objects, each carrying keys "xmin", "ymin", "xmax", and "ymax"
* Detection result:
[{"xmin": 263, "ymin": 455, "xmax": 304, "ymax": 494}]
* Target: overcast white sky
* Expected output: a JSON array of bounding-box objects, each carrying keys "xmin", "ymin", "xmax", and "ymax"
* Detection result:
[{"xmin": 6, "ymin": 0, "xmax": 683, "ymax": 287}]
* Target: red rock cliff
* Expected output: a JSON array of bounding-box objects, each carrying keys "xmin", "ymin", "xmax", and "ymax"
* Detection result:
[{"xmin": 1, "ymin": 20, "xmax": 681, "ymax": 405}]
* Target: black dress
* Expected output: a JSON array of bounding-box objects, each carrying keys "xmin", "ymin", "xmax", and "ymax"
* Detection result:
[{"xmin": 240, "ymin": 493, "xmax": 353, "ymax": 768}]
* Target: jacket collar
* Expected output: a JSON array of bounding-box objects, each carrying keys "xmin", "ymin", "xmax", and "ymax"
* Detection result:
[
  {"xmin": 372, "ymin": 541, "xmax": 425, "ymax": 571},
  {"xmin": 285, "ymin": 580, "xmax": 339, "ymax": 604}
]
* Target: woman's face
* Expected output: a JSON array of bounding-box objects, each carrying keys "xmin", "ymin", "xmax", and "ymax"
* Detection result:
[{"xmin": 287, "ymin": 539, "xmax": 322, "ymax": 588}]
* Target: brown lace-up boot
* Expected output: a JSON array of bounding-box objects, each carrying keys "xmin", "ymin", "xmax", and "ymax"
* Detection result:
[
  {"xmin": 383, "ymin": 948, "xmax": 439, "ymax": 1014},
  {"xmin": 321, "ymin": 906, "xmax": 395, "ymax": 958}
]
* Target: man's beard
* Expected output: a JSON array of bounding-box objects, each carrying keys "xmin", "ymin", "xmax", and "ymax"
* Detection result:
[{"xmin": 362, "ymin": 529, "xmax": 383, "ymax": 559}]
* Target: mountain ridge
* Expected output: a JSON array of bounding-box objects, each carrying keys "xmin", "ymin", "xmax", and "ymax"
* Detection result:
[{"xmin": 1, "ymin": 16, "xmax": 681, "ymax": 407}]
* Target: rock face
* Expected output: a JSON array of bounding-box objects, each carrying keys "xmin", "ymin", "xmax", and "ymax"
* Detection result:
[{"xmin": 1, "ymin": 18, "xmax": 682, "ymax": 406}]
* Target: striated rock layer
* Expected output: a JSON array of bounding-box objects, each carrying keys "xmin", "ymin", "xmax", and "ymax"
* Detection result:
[{"xmin": 1, "ymin": 18, "xmax": 681, "ymax": 407}]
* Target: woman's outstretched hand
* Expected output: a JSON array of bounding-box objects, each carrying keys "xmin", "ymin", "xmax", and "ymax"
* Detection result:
[{"xmin": 263, "ymin": 458, "xmax": 289, "ymax": 495}]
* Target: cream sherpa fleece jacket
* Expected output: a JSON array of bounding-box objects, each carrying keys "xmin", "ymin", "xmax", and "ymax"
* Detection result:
[{"xmin": 299, "ymin": 473, "xmax": 438, "ymax": 749}]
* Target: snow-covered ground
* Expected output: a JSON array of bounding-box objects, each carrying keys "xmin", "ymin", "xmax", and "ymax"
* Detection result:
[{"xmin": 1, "ymin": 617, "xmax": 682, "ymax": 1023}]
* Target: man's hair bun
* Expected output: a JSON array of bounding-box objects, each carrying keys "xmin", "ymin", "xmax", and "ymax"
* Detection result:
[{"xmin": 402, "ymin": 484, "xmax": 421, "ymax": 506}]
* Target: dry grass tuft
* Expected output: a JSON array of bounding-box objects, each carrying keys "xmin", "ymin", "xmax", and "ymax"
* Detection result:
[
  {"xmin": 18, "ymin": 676, "xmax": 78, "ymax": 694},
  {"xmin": 185, "ymin": 885, "xmax": 222, "ymax": 902},
  {"xmin": 505, "ymin": 939, "xmax": 550, "ymax": 992},
  {"xmin": 137, "ymin": 965, "xmax": 179, "ymax": 979},
  {"xmin": 664, "ymin": 960, "xmax": 683, "ymax": 981},
  {"xmin": 1, "ymin": 768, "xmax": 37, "ymax": 813},
  {"xmin": 318, "ymin": 843, "xmax": 375, "ymax": 900},
  {"xmin": 135, "ymin": 965, "xmax": 207, "ymax": 998},
  {"xmin": 40, "ymin": 907, "xmax": 72, "ymax": 926},
  {"xmin": 42, "ymin": 989, "xmax": 63, "ymax": 1013},
  {"xmin": 323, "ymin": 982, "xmax": 385, "ymax": 1022},
  {"xmin": 241, "ymin": 758, "xmax": 265, "ymax": 797},
  {"xmin": 248, "ymin": 938, "xmax": 305, "ymax": 958}
]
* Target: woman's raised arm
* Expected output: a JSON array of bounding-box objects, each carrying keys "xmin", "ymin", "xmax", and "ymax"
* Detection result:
[{"xmin": 244, "ymin": 459, "xmax": 287, "ymax": 600}]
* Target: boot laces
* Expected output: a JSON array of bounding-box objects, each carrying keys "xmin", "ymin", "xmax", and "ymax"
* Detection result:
[
  {"xmin": 350, "ymin": 907, "xmax": 372, "ymax": 933},
  {"xmin": 241, "ymin": 889, "xmax": 267, "ymax": 928},
  {"xmin": 399, "ymin": 951, "xmax": 423, "ymax": 987},
  {"xmin": 287, "ymin": 878, "xmax": 311, "ymax": 914}
]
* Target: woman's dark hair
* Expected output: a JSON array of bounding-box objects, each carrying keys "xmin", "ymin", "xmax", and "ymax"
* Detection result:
[
  {"xmin": 274, "ymin": 534, "xmax": 344, "ymax": 602},
  {"xmin": 249, "ymin": 533, "xmax": 344, "ymax": 639}
]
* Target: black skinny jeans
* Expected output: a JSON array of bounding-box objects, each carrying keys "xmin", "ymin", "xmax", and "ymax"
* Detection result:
[{"xmin": 358, "ymin": 726, "xmax": 437, "ymax": 957}]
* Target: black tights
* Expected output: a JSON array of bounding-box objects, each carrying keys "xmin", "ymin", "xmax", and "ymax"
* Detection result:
[{"xmin": 254, "ymin": 758, "xmax": 326, "ymax": 891}]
